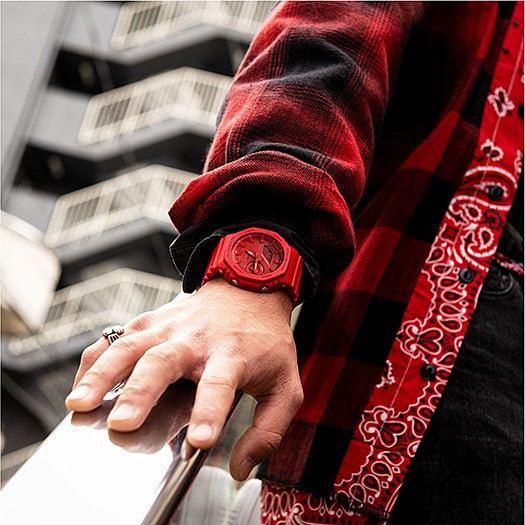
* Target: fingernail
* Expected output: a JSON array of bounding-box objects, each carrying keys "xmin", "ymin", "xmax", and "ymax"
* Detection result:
[
  {"xmin": 66, "ymin": 385, "xmax": 91, "ymax": 402},
  {"xmin": 190, "ymin": 423, "xmax": 214, "ymax": 443},
  {"xmin": 109, "ymin": 403, "xmax": 137, "ymax": 422}
]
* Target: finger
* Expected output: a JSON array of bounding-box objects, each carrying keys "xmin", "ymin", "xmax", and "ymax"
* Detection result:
[
  {"xmin": 186, "ymin": 357, "xmax": 240, "ymax": 451},
  {"xmin": 229, "ymin": 384, "xmax": 303, "ymax": 481},
  {"xmin": 107, "ymin": 341, "xmax": 184, "ymax": 432},
  {"xmin": 72, "ymin": 338, "xmax": 109, "ymax": 389},
  {"xmin": 65, "ymin": 329, "xmax": 161, "ymax": 412},
  {"xmin": 71, "ymin": 313, "xmax": 155, "ymax": 389}
]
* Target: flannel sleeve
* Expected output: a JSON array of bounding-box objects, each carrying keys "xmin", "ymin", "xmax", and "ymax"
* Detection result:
[{"xmin": 169, "ymin": 1, "xmax": 427, "ymax": 290}]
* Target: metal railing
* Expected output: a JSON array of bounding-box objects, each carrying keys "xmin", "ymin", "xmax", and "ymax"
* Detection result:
[
  {"xmin": 77, "ymin": 67, "xmax": 231, "ymax": 145},
  {"xmin": 111, "ymin": 1, "xmax": 274, "ymax": 50},
  {"xmin": 45, "ymin": 165, "xmax": 195, "ymax": 248}
]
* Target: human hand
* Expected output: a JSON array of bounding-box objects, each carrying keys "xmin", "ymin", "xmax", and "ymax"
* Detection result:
[
  {"xmin": 65, "ymin": 278, "xmax": 303, "ymax": 481},
  {"xmin": 71, "ymin": 380, "xmax": 196, "ymax": 454}
]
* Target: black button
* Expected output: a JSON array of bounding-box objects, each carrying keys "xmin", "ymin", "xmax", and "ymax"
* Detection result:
[
  {"xmin": 487, "ymin": 185, "xmax": 504, "ymax": 201},
  {"xmin": 518, "ymin": 104, "xmax": 523, "ymax": 119},
  {"xmin": 458, "ymin": 267, "xmax": 476, "ymax": 283},
  {"xmin": 420, "ymin": 364, "xmax": 437, "ymax": 381}
]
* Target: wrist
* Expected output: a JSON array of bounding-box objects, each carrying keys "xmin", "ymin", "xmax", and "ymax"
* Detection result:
[
  {"xmin": 201, "ymin": 227, "xmax": 303, "ymax": 306},
  {"xmin": 199, "ymin": 276, "xmax": 294, "ymax": 316}
]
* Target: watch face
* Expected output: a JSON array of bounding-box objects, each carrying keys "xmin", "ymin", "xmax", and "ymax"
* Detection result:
[{"xmin": 231, "ymin": 231, "xmax": 285, "ymax": 276}]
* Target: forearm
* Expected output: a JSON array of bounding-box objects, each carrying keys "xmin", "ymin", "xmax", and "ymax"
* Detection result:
[{"xmin": 169, "ymin": 1, "xmax": 427, "ymax": 286}]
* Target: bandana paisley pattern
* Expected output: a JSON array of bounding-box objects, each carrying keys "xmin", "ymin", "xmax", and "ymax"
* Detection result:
[{"xmin": 261, "ymin": 4, "xmax": 523, "ymax": 524}]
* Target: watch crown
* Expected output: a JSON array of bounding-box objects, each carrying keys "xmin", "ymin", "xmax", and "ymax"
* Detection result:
[{"xmin": 261, "ymin": 286, "xmax": 269, "ymax": 292}]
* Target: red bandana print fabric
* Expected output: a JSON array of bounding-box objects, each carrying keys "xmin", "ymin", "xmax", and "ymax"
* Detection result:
[{"xmin": 261, "ymin": 3, "xmax": 523, "ymax": 524}]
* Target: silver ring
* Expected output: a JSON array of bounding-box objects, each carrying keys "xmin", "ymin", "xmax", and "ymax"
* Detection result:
[{"xmin": 102, "ymin": 325, "xmax": 124, "ymax": 344}]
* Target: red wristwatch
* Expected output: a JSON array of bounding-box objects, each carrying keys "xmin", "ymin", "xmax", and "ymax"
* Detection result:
[{"xmin": 202, "ymin": 227, "xmax": 303, "ymax": 305}]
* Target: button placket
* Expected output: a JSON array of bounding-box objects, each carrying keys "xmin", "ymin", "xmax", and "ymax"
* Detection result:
[
  {"xmin": 420, "ymin": 364, "xmax": 437, "ymax": 382},
  {"xmin": 487, "ymin": 185, "xmax": 504, "ymax": 201},
  {"xmin": 458, "ymin": 267, "xmax": 476, "ymax": 283}
]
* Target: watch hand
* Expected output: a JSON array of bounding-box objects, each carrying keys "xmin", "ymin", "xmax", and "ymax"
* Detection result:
[{"xmin": 260, "ymin": 252, "xmax": 271, "ymax": 265}]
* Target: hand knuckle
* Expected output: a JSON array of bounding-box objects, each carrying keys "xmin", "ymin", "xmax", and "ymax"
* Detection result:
[
  {"xmin": 186, "ymin": 325, "xmax": 207, "ymax": 344},
  {"xmin": 291, "ymin": 384, "xmax": 304, "ymax": 408},
  {"xmin": 127, "ymin": 311, "xmax": 153, "ymax": 331},
  {"xmin": 83, "ymin": 365, "xmax": 108, "ymax": 384},
  {"xmin": 111, "ymin": 337, "xmax": 136, "ymax": 355},
  {"xmin": 122, "ymin": 381, "xmax": 150, "ymax": 399},
  {"xmin": 201, "ymin": 374, "xmax": 235, "ymax": 390},
  {"xmin": 257, "ymin": 428, "xmax": 284, "ymax": 455},
  {"xmin": 279, "ymin": 378, "xmax": 304, "ymax": 408},
  {"xmin": 80, "ymin": 343, "xmax": 100, "ymax": 364},
  {"xmin": 143, "ymin": 348, "xmax": 175, "ymax": 369}
]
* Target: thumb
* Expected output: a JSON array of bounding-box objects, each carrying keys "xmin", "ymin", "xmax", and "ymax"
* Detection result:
[{"xmin": 230, "ymin": 386, "xmax": 303, "ymax": 481}]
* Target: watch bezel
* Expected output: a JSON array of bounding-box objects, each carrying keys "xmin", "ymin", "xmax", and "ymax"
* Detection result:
[{"xmin": 222, "ymin": 229, "xmax": 293, "ymax": 283}]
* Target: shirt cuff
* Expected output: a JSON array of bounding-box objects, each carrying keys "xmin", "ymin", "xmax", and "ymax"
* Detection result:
[{"xmin": 169, "ymin": 218, "xmax": 320, "ymax": 304}]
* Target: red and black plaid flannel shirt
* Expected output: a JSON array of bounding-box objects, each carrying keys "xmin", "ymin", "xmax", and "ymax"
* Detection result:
[{"xmin": 169, "ymin": 1, "xmax": 523, "ymax": 516}]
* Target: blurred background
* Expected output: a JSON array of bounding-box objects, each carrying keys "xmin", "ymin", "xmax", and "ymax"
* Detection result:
[{"xmin": 1, "ymin": 0, "xmax": 275, "ymax": 487}]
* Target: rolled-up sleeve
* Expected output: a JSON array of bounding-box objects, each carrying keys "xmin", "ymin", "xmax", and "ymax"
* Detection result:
[{"xmin": 169, "ymin": 1, "xmax": 427, "ymax": 284}]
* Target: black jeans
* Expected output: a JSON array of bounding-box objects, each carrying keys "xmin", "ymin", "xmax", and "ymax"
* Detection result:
[{"xmin": 389, "ymin": 224, "xmax": 524, "ymax": 524}]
